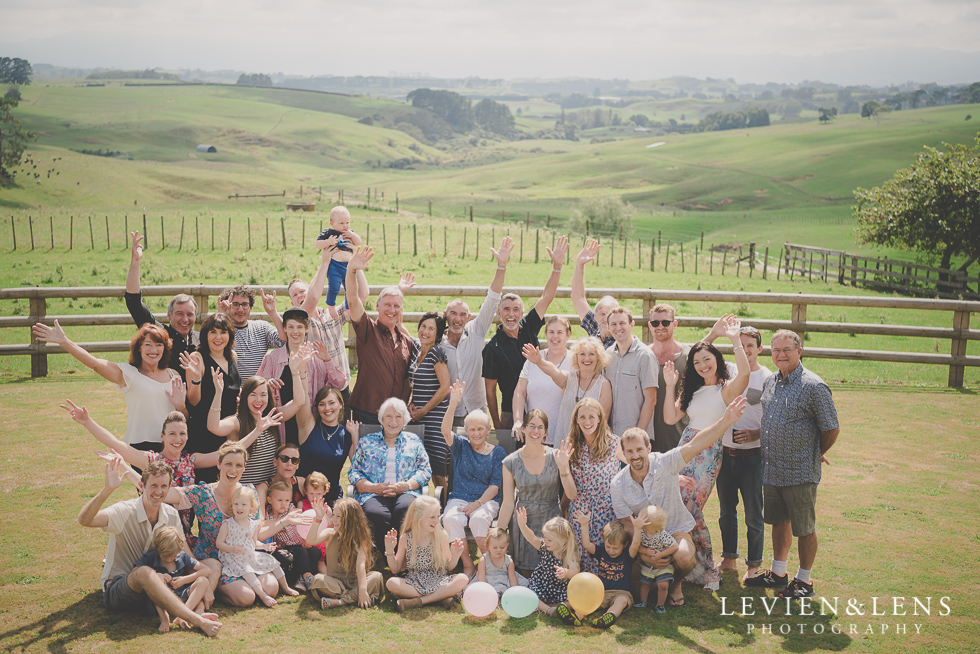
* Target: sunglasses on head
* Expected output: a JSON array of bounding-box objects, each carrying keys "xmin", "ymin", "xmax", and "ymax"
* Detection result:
[
  {"xmin": 277, "ymin": 455, "xmax": 300, "ymax": 465},
  {"xmin": 649, "ymin": 319, "xmax": 674, "ymax": 327}
]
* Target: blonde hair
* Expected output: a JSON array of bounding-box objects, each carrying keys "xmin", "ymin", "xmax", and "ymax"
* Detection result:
[
  {"xmin": 401, "ymin": 495, "xmax": 450, "ymax": 573},
  {"xmin": 153, "ymin": 525, "xmax": 185, "ymax": 559},
  {"xmin": 568, "ymin": 397, "xmax": 614, "ymax": 467},
  {"xmin": 542, "ymin": 517, "xmax": 579, "ymax": 570},
  {"xmin": 570, "ymin": 336, "xmax": 610, "ymax": 374},
  {"xmin": 639, "ymin": 505, "xmax": 667, "ymax": 533},
  {"xmin": 231, "ymin": 486, "xmax": 258, "ymax": 514},
  {"xmin": 602, "ymin": 520, "xmax": 629, "ymax": 547},
  {"xmin": 267, "ymin": 480, "xmax": 292, "ymax": 496},
  {"xmin": 304, "ymin": 471, "xmax": 329, "ymax": 494},
  {"xmin": 329, "ymin": 205, "xmax": 351, "ymax": 223},
  {"xmin": 332, "ymin": 498, "xmax": 375, "ymax": 573},
  {"xmin": 486, "ymin": 526, "xmax": 509, "ymax": 548}
]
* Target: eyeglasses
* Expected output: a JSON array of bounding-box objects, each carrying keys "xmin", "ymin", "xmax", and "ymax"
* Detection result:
[
  {"xmin": 277, "ymin": 455, "xmax": 300, "ymax": 464},
  {"xmin": 649, "ymin": 319, "xmax": 674, "ymax": 327},
  {"xmin": 770, "ymin": 347, "xmax": 799, "ymax": 355},
  {"xmin": 230, "ymin": 302, "xmax": 251, "ymax": 310}
]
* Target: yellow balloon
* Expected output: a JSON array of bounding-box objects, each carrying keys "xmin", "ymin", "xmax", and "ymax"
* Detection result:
[{"xmin": 567, "ymin": 572, "xmax": 605, "ymax": 615}]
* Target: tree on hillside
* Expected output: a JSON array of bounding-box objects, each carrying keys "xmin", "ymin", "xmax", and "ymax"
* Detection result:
[
  {"xmin": 0, "ymin": 58, "xmax": 33, "ymax": 85},
  {"xmin": 406, "ymin": 89, "xmax": 474, "ymax": 132},
  {"xmin": 568, "ymin": 196, "xmax": 633, "ymax": 238},
  {"xmin": 0, "ymin": 97, "xmax": 38, "ymax": 182},
  {"xmin": 473, "ymin": 98, "xmax": 515, "ymax": 136},
  {"xmin": 861, "ymin": 100, "xmax": 881, "ymax": 119},
  {"xmin": 853, "ymin": 135, "xmax": 980, "ymax": 289},
  {"xmin": 237, "ymin": 73, "xmax": 273, "ymax": 86}
]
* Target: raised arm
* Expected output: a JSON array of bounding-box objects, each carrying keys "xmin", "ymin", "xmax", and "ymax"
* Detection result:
[
  {"xmin": 720, "ymin": 315, "xmax": 750, "ymax": 402},
  {"xmin": 125, "ymin": 230, "xmax": 144, "ymax": 294},
  {"xmin": 61, "ymin": 400, "xmax": 150, "ymax": 470},
  {"xmin": 521, "ymin": 343, "xmax": 570, "ymax": 390},
  {"xmin": 628, "ymin": 514, "xmax": 647, "ymax": 559},
  {"xmin": 660, "ymin": 360, "xmax": 685, "ymax": 425},
  {"xmin": 345, "ymin": 247, "xmax": 374, "ymax": 325},
  {"xmin": 515, "ymin": 507, "xmax": 542, "ymax": 550},
  {"xmin": 77, "ymin": 453, "xmax": 127, "ymax": 529},
  {"xmin": 574, "ymin": 511, "xmax": 596, "ymax": 555},
  {"xmin": 181, "ymin": 351, "xmax": 205, "ymax": 408},
  {"xmin": 32, "ymin": 320, "xmax": 124, "ymax": 386},
  {"xmin": 488, "ymin": 236, "xmax": 514, "ymax": 294},
  {"xmin": 571, "ymin": 238, "xmax": 600, "ymax": 321},
  {"xmin": 532, "ymin": 235, "xmax": 568, "ymax": 319},
  {"xmin": 510, "ymin": 376, "xmax": 529, "ymax": 440},
  {"xmin": 206, "ymin": 368, "xmax": 240, "ymax": 437},
  {"xmin": 275, "ymin": 346, "xmax": 312, "ymax": 420},
  {"xmin": 679, "ymin": 396, "xmax": 747, "ymax": 463},
  {"xmin": 554, "ymin": 439, "xmax": 577, "ymax": 501},
  {"xmin": 441, "ymin": 381, "xmax": 465, "ymax": 447}
]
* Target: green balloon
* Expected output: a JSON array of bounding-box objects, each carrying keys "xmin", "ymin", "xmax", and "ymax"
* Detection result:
[{"xmin": 501, "ymin": 586, "xmax": 538, "ymax": 618}]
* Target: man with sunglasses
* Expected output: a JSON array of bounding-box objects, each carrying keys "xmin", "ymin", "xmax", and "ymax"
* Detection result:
[
  {"xmin": 747, "ymin": 329, "xmax": 839, "ymax": 600},
  {"xmin": 703, "ymin": 323, "xmax": 772, "ymax": 583},
  {"xmin": 648, "ymin": 304, "xmax": 690, "ymax": 452}
]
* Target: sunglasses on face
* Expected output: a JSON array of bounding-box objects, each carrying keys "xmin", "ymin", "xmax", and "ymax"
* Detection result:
[
  {"xmin": 649, "ymin": 319, "xmax": 674, "ymax": 327},
  {"xmin": 277, "ymin": 455, "xmax": 300, "ymax": 464}
]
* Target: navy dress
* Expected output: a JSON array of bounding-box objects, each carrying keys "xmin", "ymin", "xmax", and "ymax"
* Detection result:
[{"xmin": 299, "ymin": 422, "xmax": 352, "ymax": 506}]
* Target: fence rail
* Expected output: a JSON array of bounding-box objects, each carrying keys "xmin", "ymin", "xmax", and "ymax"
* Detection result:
[{"xmin": 2, "ymin": 285, "xmax": 978, "ymax": 387}]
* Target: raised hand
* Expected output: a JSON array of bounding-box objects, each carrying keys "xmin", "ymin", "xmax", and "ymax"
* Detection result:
[
  {"xmin": 630, "ymin": 512, "xmax": 650, "ymax": 532},
  {"xmin": 60, "ymin": 399, "xmax": 90, "ymax": 424},
  {"xmin": 573, "ymin": 510, "xmax": 590, "ymax": 528},
  {"xmin": 450, "ymin": 538, "xmax": 466, "ymax": 558},
  {"xmin": 516, "ymin": 506, "xmax": 528, "ymax": 528},
  {"xmin": 576, "ymin": 238, "xmax": 600, "ymax": 266},
  {"xmin": 104, "ymin": 452, "xmax": 126, "ymax": 490},
  {"xmin": 348, "ymin": 246, "xmax": 374, "ymax": 271},
  {"xmin": 398, "ymin": 271, "xmax": 417, "ymax": 294},
  {"xmin": 554, "ymin": 439, "xmax": 573, "ymax": 472},
  {"xmin": 130, "ymin": 230, "xmax": 144, "ymax": 261},
  {"xmin": 448, "ymin": 380, "xmax": 465, "ymax": 406},
  {"xmin": 256, "ymin": 410, "xmax": 283, "ymax": 432},
  {"xmin": 268, "ymin": 377, "xmax": 284, "ymax": 392},
  {"xmin": 166, "ymin": 377, "xmax": 187, "ymax": 408},
  {"xmin": 211, "ymin": 367, "xmax": 224, "ymax": 396},
  {"xmin": 312, "ymin": 340, "xmax": 331, "ymax": 363},
  {"xmin": 259, "ymin": 289, "xmax": 277, "ymax": 316},
  {"xmin": 284, "ymin": 508, "xmax": 314, "ymax": 527},
  {"xmin": 310, "ymin": 495, "xmax": 326, "ymax": 520},
  {"xmin": 32, "ymin": 319, "xmax": 67, "ymax": 345},
  {"xmin": 521, "ymin": 342, "xmax": 542, "ymax": 364},
  {"xmin": 179, "ymin": 351, "xmax": 204, "ymax": 382},
  {"xmin": 384, "ymin": 529, "xmax": 398, "ymax": 555},
  {"xmin": 723, "ymin": 314, "xmax": 742, "ymax": 340},
  {"xmin": 490, "ymin": 236, "xmax": 514, "ymax": 266},
  {"xmin": 663, "ymin": 360, "xmax": 679, "ymax": 387},
  {"xmin": 546, "ymin": 235, "xmax": 569, "ymax": 268},
  {"xmin": 217, "ymin": 296, "xmax": 233, "ymax": 316},
  {"xmin": 705, "ymin": 314, "xmax": 729, "ymax": 342},
  {"xmin": 723, "ymin": 395, "xmax": 747, "ymax": 425},
  {"xmin": 346, "ymin": 420, "xmax": 360, "ymax": 439}
]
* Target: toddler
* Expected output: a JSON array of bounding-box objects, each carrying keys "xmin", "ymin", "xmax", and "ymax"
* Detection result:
[
  {"xmin": 574, "ymin": 511, "xmax": 644, "ymax": 628},
  {"xmin": 474, "ymin": 527, "xmax": 526, "ymax": 595},
  {"xmin": 516, "ymin": 508, "xmax": 581, "ymax": 626},
  {"xmin": 216, "ymin": 486, "xmax": 298, "ymax": 606},
  {"xmin": 315, "ymin": 205, "xmax": 362, "ymax": 319},
  {"xmin": 636, "ymin": 505, "xmax": 679, "ymax": 613},
  {"xmin": 134, "ymin": 526, "xmax": 213, "ymax": 633},
  {"xmin": 266, "ymin": 480, "xmax": 322, "ymax": 592}
]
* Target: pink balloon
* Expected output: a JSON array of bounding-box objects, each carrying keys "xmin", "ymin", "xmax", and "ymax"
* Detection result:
[
  {"xmin": 462, "ymin": 581, "xmax": 499, "ymax": 617},
  {"xmin": 295, "ymin": 509, "xmax": 317, "ymax": 540}
]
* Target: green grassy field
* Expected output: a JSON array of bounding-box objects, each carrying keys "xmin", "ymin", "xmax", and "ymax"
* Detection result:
[{"xmin": 0, "ymin": 378, "xmax": 976, "ymax": 653}]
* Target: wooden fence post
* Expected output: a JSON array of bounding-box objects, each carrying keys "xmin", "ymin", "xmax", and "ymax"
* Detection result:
[
  {"xmin": 105, "ymin": 215, "xmax": 110, "ymax": 250},
  {"xmin": 398, "ymin": 223, "xmax": 401, "ymax": 254},
  {"xmin": 70, "ymin": 215, "xmax": 74, "ymax": 250},
  {"xmin": 281, "ymin": 217, "xmax": 287, "ymax": 249},
  {"xmin": 736, "ymin": 246, "xmax": 742, "ymax": 277},
  {"xmin": 195, "ymin": 292, "xmax": 210, "ymax": 325},
  {"xmin": 791, "ymin": 303, "xmax": 808, "ymax": 341},
  {"xmin": 227, "ymin": 217, "xmax": 231, "ymax": 251},
  {"xmin": 160, "ymin": 216, "xmax": 166, "ymax": 249},
  {"xmin": 30, "ymin": 296, "xmax": 47, "ymax": 378},
  {"xmin": 664, "ymin": 241, "xmax": 671, "ymax": 272},
  {"xmin": 763, "ymin": 246, "xmax": 769, "ymax": 280},
  {"xmin": 179, "ymin": 217, "xmax": 185, "ymax": 251},
  {"xmin": 680, "ymin": 242, "xmax": 684, "ymax": 273},
  {"xmin": 413, "ymin": 223, "xmax": 417, "ymax": 257},
  {"xmin": 475, "ymin": 228, "xmax": 479, "ymax": 261},
  {"xmin": 749, "ymin": 242, "xmax": 756, "ymax": 278},
  {"xmin": 777, "ymin": 247, "xmax": 783, "ymax": 280},
  {"xmin": 721, "ymin": 247, "xmax": 726, "ymax": 276},
  {"xmin": 142, "ymin": 214, "xmax": 147, "ymax": 248},
  {"xmin": 641, "ymin": 298, "xmax": 654, "ymax": 343},
  {"xmin": 265, "ymin": 217, "xmax": 269, "ymax": 250},
  {"xmin": 462, "ymin": 228, "xmax": 467, "ymax": 259},
  {"xmin": 29, "ymin": 215, "xmax": 35, "ymax": 251},
  {"xmin": 650, "ymin": 238, "xmax": 655, "ymax": 271},
  {"xmin": 535, "ymin": 229, "xmax": 539, "ymax": 263},
  {"xmin": 247, "ymin": 217, "xmax": 252, "ymax": 250},
  {"xmin": 949, "ymin": 310, "xmax": 969, "ymax": 387},
  {"xmin": 710, "ymin": 244, "xmax": 714, "ymax": 275},
  {"xmin": 382, "ymin": 224, "xmax": 387, "ymax": 254}
]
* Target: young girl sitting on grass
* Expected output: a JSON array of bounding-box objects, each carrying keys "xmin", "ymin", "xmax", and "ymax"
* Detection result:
[
  {"xmin": 473, "ymin": 527, "xmax": 526, "ymax": 595},
  {"xmin": 574, "ymin": 511, "xmax": 644, "ymax": 628},
  {"xmin": 216, "ymin": 486, "xmax": 299, "ymax": 606},
  {"xmin": 636, "ymin": 505, "xmax": 679, "ymax": 613},
  {"xmin": 134, "ymin": 526, "xmax": 213, "ymax": 633},
  {"xmin": 306, "ymin": 496, "xmax": 384, "ymax": 609},
  {"xmin": 384, "ymin": 495, "xmax": 470, "ymax": 612},
  {"xmin": 516, "ymin": 507, "xmax": 581, "ymax": 625}
]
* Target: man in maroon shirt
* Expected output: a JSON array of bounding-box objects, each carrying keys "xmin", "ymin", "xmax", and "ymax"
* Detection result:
[{"xmin": 345, "ymin": 247, "xmax": 414, "ymax": 424}]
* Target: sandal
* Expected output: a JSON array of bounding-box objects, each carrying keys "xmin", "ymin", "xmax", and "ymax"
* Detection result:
[
  {"xmin": 666, "ymin": 596, "xmax": 686, "ymax": 608},
  {"xmin": 321, "ymin": 597, "xmax": 342, "ymax": 610}
]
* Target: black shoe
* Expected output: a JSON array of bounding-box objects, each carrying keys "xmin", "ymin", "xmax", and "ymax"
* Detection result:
[
  {"xmin": 555, "ymin": 604, "xmax": 582, "ymax": 627},
  {"xmin": 744, "ymin": 569, "xmax": 788, "ymax": 589},
  {"xmin": 778, "ymin": 578, "xmax": 814, "ymax": 599},
  {"xmin": 589, "ymin": 612, "xmax": 616, "ymax": 629}
]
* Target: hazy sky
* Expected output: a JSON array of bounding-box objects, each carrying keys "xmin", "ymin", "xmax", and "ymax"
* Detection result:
[{"xmin": 2, "ymin": 0, "xmax": 978, "ymax": 84}]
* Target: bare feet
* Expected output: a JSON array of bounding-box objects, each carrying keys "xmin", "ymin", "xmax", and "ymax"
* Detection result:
[
  {"xmin": 328, "ymin": 305, "xmax": 340, "ymax": 320},
  {"xmin": 200, "ymin": 612, "xmax": 220, "ymax": 621},
  {"xmin": 158, "ymin": 620, "xmax": 171, "ymax": 633},
  {"xmin": 197, "ymin": 616, "xmax": 222, "ymax": 637},
  {"xmin": 396, "ymin": 597, "xmax": 424, "ymax": 612},
  {"xmin": 283, "ymin": 586, "xmax": 301, "ymax": 597},
  {"xmin": 258, "ymin": 593, "xmax": 278, "ymax": 607},
  {"xmin": 720, "ymin": 560, "xmax": 738, "ymax": 572}
]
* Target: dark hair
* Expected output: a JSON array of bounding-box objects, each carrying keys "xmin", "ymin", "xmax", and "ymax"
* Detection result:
[
  {"xmin": 129, "ymin": 324, "xmax": 172, "ymax": 370},
  {"xmin": 418, "ymin": 312, "xmax": 447, "ymax": 343},
  {"xmin": 141, "ymin": 459, "xmax": 174, "ymax": 486},
  {"xmin": 678, "ymin": 341, "xmax": 730, "ymax": 413},
  {"xmin": 740, "ymin": 325, "xmax": 762, "ymax": 347},
  {"xmin": 200, "ymin": 313, "xmax": 236, "ymax": 360},
  {"xmin": 219, "ymin": 285, "xmax": 255, "ymax": 305},
  {"xmin": 237, "ymin": 376, "xmax": 280, "ymax": 460},
  {"xmin": 312, "ymin": 386, "xmax": 344, "ymax": 424}
]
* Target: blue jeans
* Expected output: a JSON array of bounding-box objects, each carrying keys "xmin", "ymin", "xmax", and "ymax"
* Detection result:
[
  {"xmin": 325, "ymin": 259, "xmax": 349, "ymax": 308},
  {"xmin": 716, "ymin": 450, "xmax": 764, "ymax": 567}
]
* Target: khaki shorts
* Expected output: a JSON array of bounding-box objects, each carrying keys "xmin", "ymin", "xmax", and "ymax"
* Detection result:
[
  {"xmin": 598, "ymin": 589, "xmax": 635, "ymax": 612},
  {"xmin": 763, "ymin": 483, "xmax": 817, "ymax": 537}
]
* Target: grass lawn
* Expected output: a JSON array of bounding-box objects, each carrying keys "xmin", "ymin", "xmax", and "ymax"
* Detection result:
[{"xmin": 0, "ymin": 377, "xmax": 977, "ymax": 653}]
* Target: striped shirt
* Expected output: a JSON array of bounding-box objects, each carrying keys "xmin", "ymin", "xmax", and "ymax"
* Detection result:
[
  {"xmin": 240, "ymin": 429, "xmax": 279, "ymax": 485},
  {"xmin": 409, "ymin": 341, "xmax": 450, "ymax": 435},
  {"xmin": 234, "ymin": 320, "xmax": 284, "ymax": 381}
]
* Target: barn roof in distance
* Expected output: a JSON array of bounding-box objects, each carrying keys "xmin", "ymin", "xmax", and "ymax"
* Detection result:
[{"xmin": 195, "ymin": 144, "xmax": 217, "ymax": 153}]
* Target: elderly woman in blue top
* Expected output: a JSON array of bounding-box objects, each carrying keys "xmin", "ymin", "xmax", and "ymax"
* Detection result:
[
  {"xmin": 348, "ymin": 397, "xmax": 432, "ymax": 552},
  {"xmin": 440, "ymin": 381, "xmax": 507, "ymax": 576}
]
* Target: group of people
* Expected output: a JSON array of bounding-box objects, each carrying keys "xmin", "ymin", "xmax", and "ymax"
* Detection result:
[{"xmin": 39, "ymin": 206, "xmax": 840, "ymax": 636}]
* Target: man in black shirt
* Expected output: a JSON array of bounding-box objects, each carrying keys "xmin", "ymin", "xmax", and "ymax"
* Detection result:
[
  {"xmin": 124, "ymin": 231, "xmax": 199, "ymax": 376},
  {"xmin": 482, "ymin": 236, "xmax": 568, "ymax": 429}
]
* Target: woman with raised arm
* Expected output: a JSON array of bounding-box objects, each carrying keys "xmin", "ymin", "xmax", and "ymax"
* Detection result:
[
  {"xmin": 511, "ymin": 316, "xmax": 572, "ymax": 443},
  {"xmin": 521, "ymin": 336, "xmax": 612, "ymax": 447},
  {"xmin": 408, "ymin": 312, "xmax": 452, "ymax": 498},
  {"xmin": 181, "ymin": 313, "xmax": 241, "ymax": 482},
  {"xmin": 296, "ymin": 386, "xmax": 360, "ymax": 506},
  {"xmin": 207, "ymin": 345, "xmax": 314, "ymax": 486},
  {"xmin": 33, "ymin": 320, "xmax": 185, "ymax": 451},
  {"xmin": 661, "ymin": 314, "xmax": 750, "ymax": 590},
  {"xmin": 497, "ymin": 409, "xmax": 576, "ymax": 577},
  {"xmin": 439, "ymin": 381, "xmax": 507, "ymax": 577}
]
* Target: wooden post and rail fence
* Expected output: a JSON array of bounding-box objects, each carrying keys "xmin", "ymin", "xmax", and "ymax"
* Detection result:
[{"xmin": 1, "ymin": 285, "xmax": 977, "ymax": 388}]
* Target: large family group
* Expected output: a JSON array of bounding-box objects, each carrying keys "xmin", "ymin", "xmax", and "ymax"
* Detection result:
[{"xmin": 37, "ymin": 206, "xmax": 840, "ymax": 637}]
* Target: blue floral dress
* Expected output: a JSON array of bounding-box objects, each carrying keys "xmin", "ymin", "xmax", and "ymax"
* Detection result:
[{"xmin": 568, "ymin": 434, "xmax": 622, "ymax": 574}]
